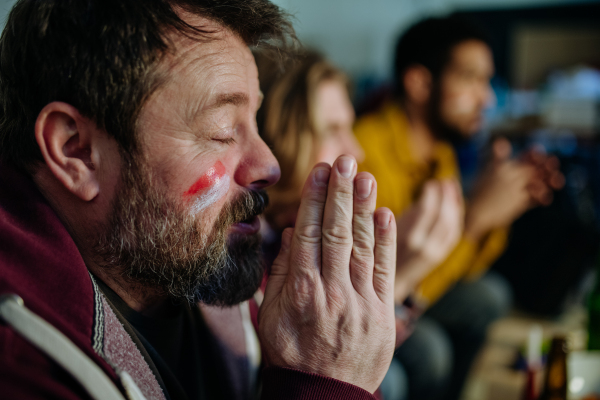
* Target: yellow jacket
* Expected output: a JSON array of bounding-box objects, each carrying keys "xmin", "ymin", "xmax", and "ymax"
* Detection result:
[{"xmin": 354, "ymin": 102, "xmax": 508, "ymax": 305}]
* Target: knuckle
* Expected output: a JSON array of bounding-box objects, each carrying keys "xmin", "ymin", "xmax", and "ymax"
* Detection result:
[
  {"xmin": 326, "ymin": 285, "xmax": 352, "ymax": 311},
  {"xmin": 353, "ymin": 207, "xmax": 373, "ymax": 220},
  {"xmin": 322, "ymin": 226, "xmax": 353, "ymax": 246},
  {"xmin": 377, "ymin": 229, "xmax": 397, "ymax": 248},
  {"xmin": 353, "ymin": 220, "xmax": 373, "ymax": 240},
  {"xmin": 352, "ymin": 243, "xmax": 374, "ymax": 262},
  {"xmin": 331, "ymin": 188, "xmax": 354, "ymax": 203},
  {"xmin": 289, "ymin": 275, "xmax": 322, "ymax": 317},
  {"xmin": 304, "ymin": 185, "xmax": 328, "ymax": 202},
  {"xmin": 300, "ymin": 195, "xmax": 326, "ymax": 215},
  {"xmin": 295, "ymin": 223, "xmax": 322, "ymax": 244}
]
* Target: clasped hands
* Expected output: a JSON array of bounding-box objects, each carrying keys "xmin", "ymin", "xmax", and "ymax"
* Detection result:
[
  {"xmin": 259, "ymin": 155, "xmax": 397, "ymax": 393},
  {"xmin": 465, "ymin": 138, "xmax": 565, "ymax": 241}
]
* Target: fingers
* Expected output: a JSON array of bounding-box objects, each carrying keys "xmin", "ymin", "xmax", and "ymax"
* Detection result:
[
  {"xmin": 289, "ymin": 163, "xmax": 331, "ymax": 278},
  {"xmin": 448, "ymin": 179, "xmax": 465, "ymax": 213},
  {"xmin": 262, "ymin": 227, "xmax": 294, "ymax": 308},
  {"xmin": 544, "ymin": 156, "xmax": 565, "ymax": 190},
  {"xmin": 522, "ymin": 150, "xmax": 565, "ymax": 192},
  {"xmin": 349, "ymin": 172, "xmax": 377, "ymax": 295},
  {"xmin": 550, "ymin": 171, "xmax": 565, "ymax": 190},
  {"xmin": 270, "ymin": 228, "xmax": 294, "ymax": 277},
  {"xmin": 406, "ymin": 181, "xmax": 442, "ymax": 250},
  {"xmin": 492, "ymin": 137, "xmax": 512, "ymax": 162},
  {"xmin": 426, "ymin": 181, "xmax": 463, "ymax": 258},
  {"xmin": 373, "ymin": 208, "xmax": 396, "ymax": 304},
  {"xmin": 321, "ymin": 156, "xmax": 356, "ymax": 286}
]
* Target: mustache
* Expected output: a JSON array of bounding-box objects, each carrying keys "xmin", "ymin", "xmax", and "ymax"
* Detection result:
[{"xmin": 220, "ymin": 188, "xmax": 269, "ymax": 226}]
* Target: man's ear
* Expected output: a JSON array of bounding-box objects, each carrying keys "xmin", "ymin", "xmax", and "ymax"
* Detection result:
[
  {"xmin": 35, "ymin": 102, "xmax": 100, "ymax": 201},
  {"xmin": 403, "ymin": 65, "xmax": 432, "ymax": 106}
]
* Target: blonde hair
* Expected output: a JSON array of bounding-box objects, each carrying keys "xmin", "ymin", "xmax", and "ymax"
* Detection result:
[{"xmin": 256, "ymin": 51, "xmax": 349, "ymax": 229}]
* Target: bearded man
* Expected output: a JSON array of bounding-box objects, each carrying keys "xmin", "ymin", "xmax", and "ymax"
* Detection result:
[
  {"xmin": 354, "ymin": 16, "xmax": 564, "ymax": 400},
  {"xmin": 0, "ymin": 1, "xmax": 399, "ymax": 399}
]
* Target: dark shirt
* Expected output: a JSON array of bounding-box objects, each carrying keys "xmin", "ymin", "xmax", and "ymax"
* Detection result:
[{"xmin": 96, "ymin": 279, "xmax": 214, "ymax": 400}]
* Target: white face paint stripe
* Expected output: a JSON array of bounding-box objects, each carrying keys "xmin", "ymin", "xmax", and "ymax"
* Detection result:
[{"xmin": 189, "ymin": 174, "xmax": 231, "ymax": 215}]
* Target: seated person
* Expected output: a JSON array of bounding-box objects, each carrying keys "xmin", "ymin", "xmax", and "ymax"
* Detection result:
[
  {"xmin": 255, "ymin": 50, "xmax": 463, "ymax": 400},
  {"xmin": 354, "ymin": 16, "xmax": 564, "ymax": 400},
  {"xmin": 1, "ymin": 1, "xmax": 405, "ymax": 399}
]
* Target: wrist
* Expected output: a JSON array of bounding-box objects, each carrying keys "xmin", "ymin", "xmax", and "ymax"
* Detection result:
[{"xmin": 464, "ymin": 210, "xmax": 488, "ymax": 243}]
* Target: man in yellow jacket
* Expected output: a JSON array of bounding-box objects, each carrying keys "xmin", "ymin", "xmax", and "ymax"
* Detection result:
[{"xmin": 355, "ymin": 17, "xmax": 563, "ymax": 400}]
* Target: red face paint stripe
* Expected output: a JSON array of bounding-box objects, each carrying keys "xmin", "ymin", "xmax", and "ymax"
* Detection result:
[{"xmin": 184, "ymin": 161, "xmax": 227, "ymax": 197}]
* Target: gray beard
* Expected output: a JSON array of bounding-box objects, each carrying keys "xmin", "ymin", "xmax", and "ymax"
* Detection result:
[{"xmin": 94, "ymin": 151, "xmax": 267, "ymax": 306}]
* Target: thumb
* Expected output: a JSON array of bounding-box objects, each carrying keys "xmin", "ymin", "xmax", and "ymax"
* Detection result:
[
  {"xmin": 261, "ymin": 227, "xmax": 293, "ymax": 309},
  {"xmin": 270, "ymin": 227, "xmax": 293, "ymax": 277}
]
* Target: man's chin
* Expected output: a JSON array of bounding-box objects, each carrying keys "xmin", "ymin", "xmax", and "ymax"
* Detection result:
[{"xmin": 196, "ymin": 230, "xmax": 264, "ymax": 307}]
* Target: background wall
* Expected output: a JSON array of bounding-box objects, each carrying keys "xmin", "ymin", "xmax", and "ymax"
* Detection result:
[
  {"xmin": 269, "ymin": 0, "xmax": 597, "ymax": 80},
  {"xmin": 0, "ymin": 0, "xmax": 596, "ymax": 80}
]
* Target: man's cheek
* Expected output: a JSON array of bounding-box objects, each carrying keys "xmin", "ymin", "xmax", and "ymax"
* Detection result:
[
  {"xmin": 446, "ymin": 92, "xmax": 478, "ymax": 118},
  {"xmin": 184, "ymin": 161, "xmax": 231, "ymax": 215}
]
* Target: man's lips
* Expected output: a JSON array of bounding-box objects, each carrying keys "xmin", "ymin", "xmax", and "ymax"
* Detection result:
[{"xmin": 228, "ymin": 215, "xmax": 261, "ymax": 235}]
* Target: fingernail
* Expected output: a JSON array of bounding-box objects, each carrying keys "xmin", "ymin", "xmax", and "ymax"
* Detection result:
[
  {"xmin": 356, "ymin": 179, "xmax": 373, "ymax": 199},
  {"xmin": 314, "ymin": 168, "xmax": 329, "ymax": 187},
  {"xmin": 338, "ymin": 158, "xmax": 355, "ymax": 178},
  {"xmin": 377, "ymin": 212, "xmax": 390, "ymax": 228}
]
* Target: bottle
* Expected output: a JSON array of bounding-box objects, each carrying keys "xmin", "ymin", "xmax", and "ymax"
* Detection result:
[
  {"xmin": 588, "ymin": 262, "xmax": 600, "ymax": 350},
  {"xmin": 539, "ymin": 336, "xmax": 568, "ymax": 400},
  {"xmin": 522, "ymin": 325, "xmax": 543, "ymax": 400}
]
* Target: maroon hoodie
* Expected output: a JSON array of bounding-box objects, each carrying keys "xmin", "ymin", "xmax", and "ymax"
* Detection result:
[{"xmin": 0, "ymin": 163, "xmax": 376, "ymax": 400}]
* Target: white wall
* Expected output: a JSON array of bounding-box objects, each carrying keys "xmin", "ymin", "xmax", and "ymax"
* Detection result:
[
  {"xmin": 0, "ymin": 0, "xmax": 594, "ymax": 80},
  {"xmin": 271, "ymin": 0, "xmax": 596, "ymax": 79},
  {"xmin": 0, "ymin": 0, "xmax": 16, "ymax": 26}
]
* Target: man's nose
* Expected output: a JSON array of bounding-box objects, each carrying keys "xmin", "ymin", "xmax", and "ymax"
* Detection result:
[{"xmin": 233, "ymin": 133, "xmax": 281, "ymax": 191}]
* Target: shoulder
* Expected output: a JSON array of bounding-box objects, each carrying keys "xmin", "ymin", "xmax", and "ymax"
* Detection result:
[
  {"xmin": 433, "ymin": 140, "xmax": 460, "ymax": 179},
  {"xmin": 0, "ymin": 326, "xmax": 88, "ymax": 399},
  {"xmin": 354, "ymin": 107, "xmax": 390, "ymax": 140}
]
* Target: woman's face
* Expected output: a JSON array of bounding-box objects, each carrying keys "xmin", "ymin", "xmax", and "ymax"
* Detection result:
[{"xmin": 313, "ymin": 80, "xmax": 365, "ymax": 165}]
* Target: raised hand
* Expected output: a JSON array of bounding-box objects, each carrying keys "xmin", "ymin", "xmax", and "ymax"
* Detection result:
[
  {"xmin": 258, "ymin": 155, "xmax": 397, "ymax": 393},
  {"xmin": 465, "ymin": 139, "xmax": 551, "ymax": 241},
  {"xmin": 394, "ymin": 179, "xmax": 464, "ymax": 303},
  {"xmin": 520, "ymin": 145, "xmax": 565, "ymax": 206}
]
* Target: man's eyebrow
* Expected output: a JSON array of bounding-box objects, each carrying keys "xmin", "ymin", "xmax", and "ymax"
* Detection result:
[{"xmin": 210, "ymin": 92, "xmax": 250, "ymax": 109}]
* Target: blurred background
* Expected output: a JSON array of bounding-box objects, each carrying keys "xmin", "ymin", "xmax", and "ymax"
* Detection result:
[
  {"xmin": 264, "ymin": 0, "xmax": 600, "ymax": 312},
  {"xmin": 2, "ymin": 0, "xmax": 598, "ymax": 398},
  {"xmin": 262, "ymin": 1, "xmax": 600, "ymax": 398}
]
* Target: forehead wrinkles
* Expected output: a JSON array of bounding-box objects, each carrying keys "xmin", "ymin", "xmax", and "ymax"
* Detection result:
[
  {"xmin": 152, "ymin": 25, "xmax": 256, "ymax": 124},
  {"xmin": 162, "ymin": 24, "xmax": 255, "ymax": 86}
]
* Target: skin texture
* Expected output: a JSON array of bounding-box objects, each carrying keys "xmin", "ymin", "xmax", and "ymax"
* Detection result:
[
  {"xmin": 31, "ymin": 16, "xmax": 398, "ymax": 392},
  {"xmin": 437, "ymin": 40, "xmax": 494, "ymax": 137},
  {"xmin": 313, "ymin": 80, "xmax": 365, "ymax": 165},
  {"xmin": 402, "ymin": 39, "xmax": 564, "ymax": 244}
]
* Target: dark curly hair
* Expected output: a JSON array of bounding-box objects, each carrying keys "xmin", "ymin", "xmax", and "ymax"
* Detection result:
[
  {"xmin": 0, "ymin": 0, "xmax": 296, "ymax": 170},
  {"xmin": 394, "ymin": 16, "xmax": 489, "ymax": 99}
]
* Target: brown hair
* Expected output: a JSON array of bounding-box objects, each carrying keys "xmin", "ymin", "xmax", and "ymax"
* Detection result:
[
  {"xmin": 0, "ymin": 0, "xmax": 296, "ymax": 171},
  {"xmin": 256, "ymin": 51, "xmax": 349, "ymax": 229}
]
